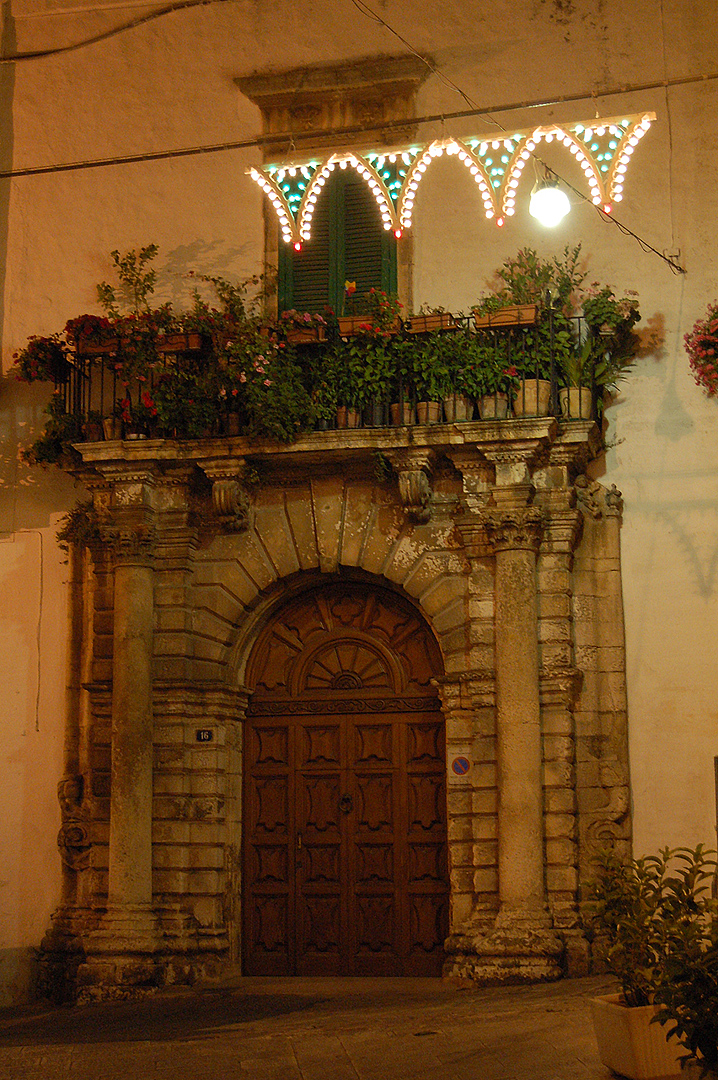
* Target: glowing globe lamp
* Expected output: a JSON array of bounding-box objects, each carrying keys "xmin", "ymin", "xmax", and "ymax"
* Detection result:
[{"xmin": 529, "ymin": 180, "xmax": 571, "ymax": 227}]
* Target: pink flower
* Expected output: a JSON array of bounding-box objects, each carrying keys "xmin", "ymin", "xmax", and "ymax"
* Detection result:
[{"xmin": 264, "ymin": 378, "xmax": 271, "ymax": 386}]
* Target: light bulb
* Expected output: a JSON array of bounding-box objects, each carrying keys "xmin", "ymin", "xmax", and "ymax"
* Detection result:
[{"xmin": 529, "ymin": 180, "xmax": 571, "ymax": 227}]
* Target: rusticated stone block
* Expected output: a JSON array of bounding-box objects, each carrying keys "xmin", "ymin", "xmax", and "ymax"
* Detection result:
[{"xmin": 546, "ymin": 865, "xmax": 578, "ymax": 892}]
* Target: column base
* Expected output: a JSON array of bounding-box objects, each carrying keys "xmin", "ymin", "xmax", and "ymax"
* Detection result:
[
  {"xmin": 74, "ymin": 905, "xmax": 231, "ymax": 1002},
  {"xmin": 38, "ymin": 905, "xmax": 102, "ymax": 1004},
  {"xmin": 444, "ymin": 906, "xmax": 564, "ymax": 984},
  {"xmin": 76, "ymin": 905, "xmax": 162, "ymax": 1002}
]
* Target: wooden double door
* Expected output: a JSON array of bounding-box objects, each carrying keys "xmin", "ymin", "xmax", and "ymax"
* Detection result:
[{"xmin": 242, "ymin": 583, "xmax": 449, "ymax": 976}]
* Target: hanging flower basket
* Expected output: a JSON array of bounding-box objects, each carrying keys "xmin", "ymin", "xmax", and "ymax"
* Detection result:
[{"xmin": 684, "ymin": 302, "xmax": 718, "ymax": 396}]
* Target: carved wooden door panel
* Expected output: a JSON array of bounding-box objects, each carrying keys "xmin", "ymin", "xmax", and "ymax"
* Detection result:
[{"xmin": 243, "ymin": 584, "xmax": 449, "ymax": 976}]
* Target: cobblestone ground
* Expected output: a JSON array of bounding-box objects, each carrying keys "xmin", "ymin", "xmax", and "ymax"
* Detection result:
[{"xmin": 0, "ymin": 974, "xmax": 617, "ymax": 1080}]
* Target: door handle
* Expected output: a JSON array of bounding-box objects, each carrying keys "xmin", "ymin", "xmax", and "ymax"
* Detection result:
[{"xmin": 339, "ymin": 793, "xmax": 353, "ymax": 814}]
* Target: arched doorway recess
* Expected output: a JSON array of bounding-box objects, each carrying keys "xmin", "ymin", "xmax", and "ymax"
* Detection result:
[{"xmin": 242, "ymin": 579, "xmax": 449, "ymax": 976}]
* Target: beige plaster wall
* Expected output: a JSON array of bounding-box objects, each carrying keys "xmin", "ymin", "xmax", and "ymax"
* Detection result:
[{"xmin": 1, "ymin": 0, "xmax": 717, "ymax": 999}]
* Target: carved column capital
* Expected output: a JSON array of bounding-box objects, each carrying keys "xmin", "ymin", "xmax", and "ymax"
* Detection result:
[
  {"xmin": 479, "ymin": 506, "xmax": 545, "ymax": 553},
  {"xmin": 384, "ymin": 448, "xmax": 435, "ymax": 522},
  {"xmin": 99, "ymin": 522, "xmax": 157, "ymax": 565}
]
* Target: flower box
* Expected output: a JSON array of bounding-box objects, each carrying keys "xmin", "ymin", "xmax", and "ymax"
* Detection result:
[
  {"xmin": 473, "ymin": 304, "xmax": 538, "ymax": 329},
  {"xmin": 286, "ymin": 327, "xmax": 327, "ymax": 344},
  {"xmin": 338, "ymin": 315, "xmax": 400, "ymax": 336},
  {"xmin": 407, "ymin": 312, "xmax": 458, "ymax": 334},
  {"xmin": 156, "ymin": 332, "xmax": 203, "ymax": 353},
  {"xmin": 74, "ymin": 335, "xmax": 119, "ymax": 356}
]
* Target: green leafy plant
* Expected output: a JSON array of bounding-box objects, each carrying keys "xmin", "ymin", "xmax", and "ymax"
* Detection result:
[
  {"xmin": 56, "ymin": 500, "xmax": 102, "ymax": 554},
  {"xmin": 585, "ymin": 845, "xmax": 718, "ymax": 1015},
  {"xmin": 22, "ymin": 391, "xmax": 84, "ymax": 465},
  {"xmin": 476, "ymin": 244, "xmax": 586, "ymax": 314},
  {"xmin": 97, "ymin": 244, "xmax": 160, "ymax": 317},
  {"xmin": 411, "ymin": 332, "xmax": 455, "ymax": 401}
]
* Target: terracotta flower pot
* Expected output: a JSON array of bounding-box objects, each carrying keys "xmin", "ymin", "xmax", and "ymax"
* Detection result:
[
  {"xmin": 559, "ymin": 386, "xmax": 592, "ymax": 419},
  {"xmin": 102, "ymin": 416, "xmax": 123, "ymax": 440},
  {"xmin": 478, "ymin": 392, "xmax": 510, "ymax": 419},
  {"xmin": 442, "ymin": 393, "xmax": 474, "ymax": 422},
  {"xmin": 390, "ymin": 401, "xmax": 415, "ymax": 426},
  {"xmin": 512, "ymin": 378, "xmax": 552, "ymax": 417},
  {"xmin": 473, "ymin": 304, "xmax": 538, "ymax": 329},
  {"xmin": 285, "ymin": 326, "xmax": 327, "ymax": 344},
  {"xmin": 416, "ymin": 401, "xmax": 441, "ymax": 424},
  {"xmin": 408, "ymin": 312, "xmax": 458, "ymax": 334},
  {"xmin": 336, "ymin": 406, "xmax": 361, "ymax": 429}
]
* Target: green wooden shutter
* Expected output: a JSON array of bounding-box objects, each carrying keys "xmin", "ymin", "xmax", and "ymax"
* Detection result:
[{"xmin": 278, "ymin": 168, "xmax": 397, "ymax": 314}]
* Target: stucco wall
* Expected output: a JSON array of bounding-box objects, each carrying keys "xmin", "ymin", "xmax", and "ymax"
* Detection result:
[{"xmin": 1, "ymin": 0, "xmax": 717, "ymax": 1001}]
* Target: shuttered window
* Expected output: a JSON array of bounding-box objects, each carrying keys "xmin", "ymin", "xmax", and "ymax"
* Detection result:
[{"xmin": 278, "ymin": 168, "xmax": 397, "ymax": 314}]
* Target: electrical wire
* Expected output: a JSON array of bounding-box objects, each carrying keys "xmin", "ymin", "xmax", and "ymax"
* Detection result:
[
  {"xmin": 0, "ymin": 0, "xmax": 233, "ymax": 62},
  {"xmin": 346, "ymin": 0, "xmax": 688, "ymax": 274},
  {"xmin": 0, "ymin": 0, "xmax": 695, "ymax": 272}
]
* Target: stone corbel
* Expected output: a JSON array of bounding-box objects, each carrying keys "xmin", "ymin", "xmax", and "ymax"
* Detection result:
[
  {"xmin": 384, "ymin": 449, "xmax": 434, "ymax": 522},
  {"xmin": 198, "ymin": 459, "xmax": 250, "ymax": 532}
]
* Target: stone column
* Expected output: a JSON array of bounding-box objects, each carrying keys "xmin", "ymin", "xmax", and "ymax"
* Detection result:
[
  {"xmin": 482, "ymin": 508, "xmax": 552, "ymax": 927},
  {"xmin": 446, "ymin": 440, "xmax": 563, "ymax": 982},
  {"xmin": 78, "ymin": 518, "xmax": 160, "ymax": 1000},
  {"xmin": 107, "ymin": 524, "xmax": 156, "ymax": 914}
]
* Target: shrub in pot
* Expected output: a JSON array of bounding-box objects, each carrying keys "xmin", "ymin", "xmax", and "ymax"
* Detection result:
[{"xmin": 585, "ymin": 845, "xmax": 718, "ymax": 1080}]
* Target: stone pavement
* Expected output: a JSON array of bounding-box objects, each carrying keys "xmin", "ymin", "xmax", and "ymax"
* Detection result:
[{"xmin": 0, "ymin": 973, "xmax": 617, "ymax": 1080}]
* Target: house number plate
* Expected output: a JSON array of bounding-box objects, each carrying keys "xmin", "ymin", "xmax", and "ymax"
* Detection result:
[{"xmin": 196, "ymin": 729, "xmax": 214, "ymax": 742}]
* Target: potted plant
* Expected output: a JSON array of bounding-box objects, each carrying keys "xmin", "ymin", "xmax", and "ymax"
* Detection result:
[
  {"xmin": 64, "ymin": 314, "xmax": 117, "ymax": 356},
  {"xmin": 454, "ymin": 333, "xmax": 515, "ymax": 419},
  {"xmin": 684, "ymin": 301, "xmax": 718, "ymax": 397},
  {"xmin": 13, "ymin": 334, "xmax": 70, "ymax": 383},
  {"xmin": 338, "ymin": 287, "xmax": 402, "ymax": 338},
  {"xmin": 585, "ymin": 844, "xmax": 717, "ymax": 1080},
  {"xmin": 407, "ymin": 304, "xmax": 459, "ymax": 334},
  {"xmin": 579, "ymin": 283, "xmax": 641, "ymax": 412},
  {"xmin": 411, "ymin": 332, "xmax": 453, "ymax": 423},
  {"xmin": 279, "ymin": 309, "xmax": 328, "ymax": 344}
]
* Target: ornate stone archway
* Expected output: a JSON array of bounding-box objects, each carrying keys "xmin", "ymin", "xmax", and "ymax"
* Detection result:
[{"xmin": 39, "ymin": 417, "xmax": 630, "ymax": 999}]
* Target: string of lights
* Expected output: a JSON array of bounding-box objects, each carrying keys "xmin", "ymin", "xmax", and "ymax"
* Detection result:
[
  {"xmin": 345, "ymin": 0, "xmax": 687, "ymax": 273},
  {"xmin": 0, "ymin": 0, "xmax": 704, "ymax": 271}
]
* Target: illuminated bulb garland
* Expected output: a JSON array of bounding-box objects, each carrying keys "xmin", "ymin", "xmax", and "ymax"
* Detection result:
[{"xmin": 247, "ymin": 111, "xmax": 654, "ymax": 242}]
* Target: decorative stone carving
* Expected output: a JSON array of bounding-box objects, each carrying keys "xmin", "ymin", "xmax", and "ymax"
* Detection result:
[
  {"xmin": 384, "ymin": 449, "xmax": 434, "ymax": 522},
  {"xmin": 575, "ymin": 476, "xmax": 623, "ymax": 520},
  {"xmin": 211, "ymin": 478, "xmax": 250, "ymax": 532},
  {"xmin": 58, "ymin": 822, "xmax": 92, "ymax": 870},
  {"xmin": 99, "ymin": 524, "xmax": 157, "ymax": 564},
  {"xmin": 479, "ymin": 506, "xmax": 545, "ymax": 552},
  {"xmin": 57, "ymin": 774, "xmax": 91, "ymax": 870},
  {"xmin": 198, "ymin": 460, "xmax": 250, "ymax": 532}
]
